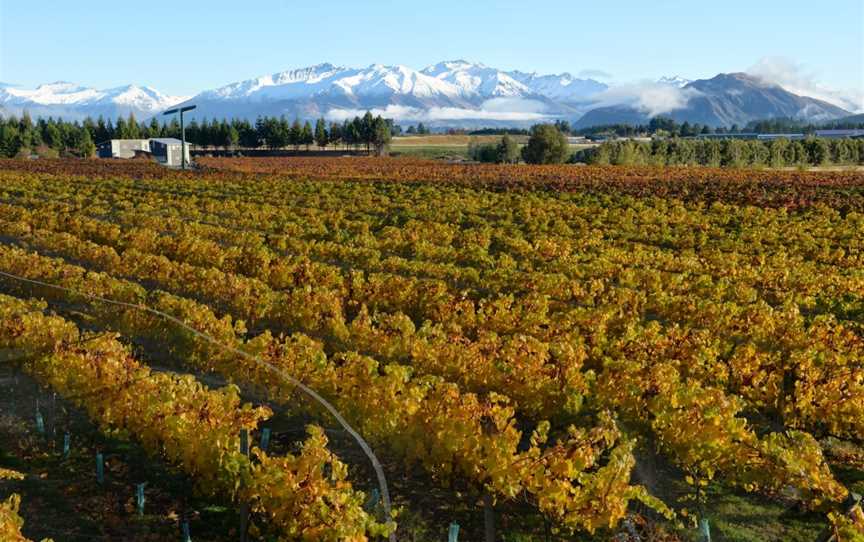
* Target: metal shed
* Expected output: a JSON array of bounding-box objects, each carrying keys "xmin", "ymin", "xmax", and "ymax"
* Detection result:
[
  {"xmin": 96, "ymin": 139, "xmax": 150, "ymax": 159},
  {"xmin": 149, "ymin": 138, "xmax": 191, "ymax": 167}
]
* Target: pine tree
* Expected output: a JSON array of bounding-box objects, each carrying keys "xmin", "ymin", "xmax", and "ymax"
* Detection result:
[
  {"xmin": 289, "ymin": 119, "xmax": 302, "ymax": 150},
  {"xmin": 44, "ymin": 122, "xmax": 63, "ymax": 150},
  {"xmin": 314, "ymin": 118, "xmax": 329, "ymax": 149},
  {"xmin": 78, "ymin": 128, "xmax": 96, "ymax": 158},
  {"xmin": 301, "ymin": 121, "xmax": 314, "ymax": 151},
  {"xmin": 149, "ymin": 118, "xmax": 161, "ymax": 139},
  {"xmin": 126, "ymin": 113, "xmax": 140, "ymax": 139},
  {"xmin": 115, "ymin": 117, "xmax": 128, "ymax": 140},
  {"xmin": 496, "ymin": 135, "xmax": 520, "ymax": 164},
  {"xmin": 371, "ymin": 116, "xmax": 391, "ymax": 156},
  {"xmin": 328, "ymin": 122, "xmax": 342, "ymax": 149}
]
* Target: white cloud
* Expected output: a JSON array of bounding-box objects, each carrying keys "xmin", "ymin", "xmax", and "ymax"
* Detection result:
[
  {"xmin": 747, "ymin": 56, "xmax": 863, "ymax": 113},
  {"xmin": 591, "ymin": 81, "xmax": 700, "ymax": 116},
  {"xmin": 325, "ymin": 98, "xmax": 551, "ymax": 122}
]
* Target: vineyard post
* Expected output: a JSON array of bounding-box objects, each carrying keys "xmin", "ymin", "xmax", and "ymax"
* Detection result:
[
  {"xmin": 698, "ymin": 518, "xmax": 711, "ymax": 542},
  {"xmin": 239, "ymin": 430, "xmax": 249, "ymax": 542},
  {"xmin": 448, "ymin": 522, "xmax": 460, "ymax": 542},
  {"xmin": 96, "ymin": 452, "xmax": 104, "ymax": 484},
  {"xmin": 50, "ymin": 391, "xmax": 57, "ymax": 445},
  {"xmin": 35, "ymin": 403, "xmax": 44, "ymax": 435},
  {"xmin": 259, "ymin": 427, "xmax": 271, "ymax": 452},
  {"xmin": 136, "ymin": 482, "xmax": 146, "ymax": 517},
  {"xmin": 365, "ymin": 488, "xmax": 380, "ymax": 512}
]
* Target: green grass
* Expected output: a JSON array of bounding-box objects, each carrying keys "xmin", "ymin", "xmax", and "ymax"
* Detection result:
[
  {"xmin": 389, "ymin": 145, "xmax": 471, "ymax": 160},
  {"xmin": 703, "ymin": 489, "xmax": 825, "ymax": 542}
]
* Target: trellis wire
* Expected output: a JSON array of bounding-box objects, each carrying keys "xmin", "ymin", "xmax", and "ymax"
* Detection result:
[{"xmin": 0, "ymin": 269, "xmax": 396, "ymax": 540}]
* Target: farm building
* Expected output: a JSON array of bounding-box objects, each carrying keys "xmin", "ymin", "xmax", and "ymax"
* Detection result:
[
  {"xmin": 149, "ymin": 138, "xmax": 191, "ymax": 167},
  {"xmin": 96, "ymin": 139, "xmax": 150, "ymax": 159},
  {"xmin": 96, "ymin": 138, "xmax": 191, "ymax": 166}
]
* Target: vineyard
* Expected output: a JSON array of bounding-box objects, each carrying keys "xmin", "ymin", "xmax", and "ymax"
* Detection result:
[{"xmin": 0, "ymin": 157, "xmax": 863, "ymax": 541}]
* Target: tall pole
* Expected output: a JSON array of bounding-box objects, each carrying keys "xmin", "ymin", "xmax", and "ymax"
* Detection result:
[
  {"xmin": 180, "ymin": 109, "xmax": 186, "ymax": 170},
  {"xmin": 163, "ymin": 105, "xmax": 195, "ymax": 170}
]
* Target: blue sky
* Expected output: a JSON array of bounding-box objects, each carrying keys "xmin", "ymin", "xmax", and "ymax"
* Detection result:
[{"xmin": 1, "ymin": 0, "xmax": 862, "ymax": 98}]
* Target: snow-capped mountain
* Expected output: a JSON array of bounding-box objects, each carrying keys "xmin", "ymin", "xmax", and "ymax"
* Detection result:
[
  {"xmin": 657, "ymin": 75, "xmax": 691, "ymax": 88},
  {"xmin": 166, "ymin": 60, "xmax": 610, "ymax": 127},
  {"xmin": 576, "ymin": 73, "xmax": 851, "ymax": 128},
  {"xmin": 420, "ymin": 60, "xmax": 530, "ymax": 98},
  {"xmin": 3, "ymin": 61, "xmax": 854, "ymax": 128},
  {"xmin": 0, "ymin": 82, "xmax": 187, "ymax": 121},
  {"xmin": 198, "ymin": 63, "xmax": 469, "ymax": 105}
]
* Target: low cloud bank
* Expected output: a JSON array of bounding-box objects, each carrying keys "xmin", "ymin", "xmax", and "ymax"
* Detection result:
[
  {"xmin": 747, "ymin": 56, "xmax": 863, "ymax": 113},
  {"xmin": 591, "ymin": 81, "xmax": 701, "ymax": 116},
  {"xmin": 326, "ymin": 98, "xmax": 551, "ymax": 122}
]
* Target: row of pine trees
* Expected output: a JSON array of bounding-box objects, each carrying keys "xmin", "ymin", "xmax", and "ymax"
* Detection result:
[
  {"xmin": 0, "ymin": 111, "xmax": 393, "ymax": 158},
  {"xmin": 574, "ymin": 137, "xmax": 864, "ymax": 167}
]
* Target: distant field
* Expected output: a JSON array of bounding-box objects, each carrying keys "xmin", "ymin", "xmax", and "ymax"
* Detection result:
[
  {"xmin": 389, "ymin": 134, "xmax": 596, "ymax": 160},
  {"xmin": 391, "ymin": 134, "xmax": 529, "ymax": 146}
]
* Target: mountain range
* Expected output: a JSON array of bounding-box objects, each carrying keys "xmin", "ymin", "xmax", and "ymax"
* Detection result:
[
  {"xmin": 0, "ymin": 82, "xmax": 186, "ymax": 123},
  {"xmin": 0, "ymin": 61, "xmax": 855, "ymax": 129}
]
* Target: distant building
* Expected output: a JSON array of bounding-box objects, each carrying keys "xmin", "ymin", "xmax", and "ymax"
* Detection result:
[
  {"xmin": 814, "ymin": 129, "xmax": 864, "ymax": 139},
  {"xmin": 96, "ymin": 139, "xmax": 150, "ymax": 159},
  {"xmin": 149, "ymin": 138, "xmax": 191, "ymax": 167},
  {"xmin": 693, "ymin": 133, "xmax": 760, "ymax": 140},
  {"xmin": 756, "ymin": 133, "xmax": 805, "ymax": 141},
  {"xmin": 96, "ymin": 138, "xmax": 192, "ymax": 167}
]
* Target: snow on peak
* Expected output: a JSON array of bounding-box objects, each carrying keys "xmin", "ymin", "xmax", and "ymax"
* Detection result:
[
  {"xmin": 0, "ymin": 81, "xmax": 186, "ymax": 119},
  {"xmin": 420, "ymin": 61, "xmax": 529, "ymax": 97},
  {"xmin": 657, "ymin": 75, "xmax": 692, "ymax": 88}
]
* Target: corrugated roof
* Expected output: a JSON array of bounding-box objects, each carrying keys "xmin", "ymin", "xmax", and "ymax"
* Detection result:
[{"xmin": 150, "ymin": 138, "xmax": 184, "ymax": 145}]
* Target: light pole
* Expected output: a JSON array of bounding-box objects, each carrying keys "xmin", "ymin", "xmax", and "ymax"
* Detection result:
[{"xmin": 163, "ymin": 104, "xmax": 196, "ymax": 169}]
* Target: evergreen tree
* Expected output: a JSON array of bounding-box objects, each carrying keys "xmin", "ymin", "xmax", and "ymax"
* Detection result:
[
  {"xmin": 496, "ymin": 135, "xmax": 520, "ymax": 164},
  {"xmin": 361, "ymin": 112, "xmax": 375, "ymax": 152},
  {"xmin": 0, "ymin": 121, "xmax": 21, "ymax": 158},
  {"xmin": 314, "ymin": 118, "xmax": 329, "ymax": 149},
  {"xmin": 238, "ymin": 120, "xmax": 259, "ymax": 148},
  {"xmin": 115, "ymin": 116, "xmax": 128, "ymax": 140},
  {"xmin": 78, "ymin": 129, "xmax": 96, "ymax": 158},
  {"xmin": 521, "ymin": 124, "xmax": 570, "ymax": 164},
  {"xmin": 371, "ymin": 116, "xmax": 391, "ymax": 156},
  {"xmin": 301, "ymin": 120, "xmax": 314, "ymax": 150},
  {"xmin": 148, "ymin": 118, "xmax": 161, "ymax": 139},
  {"xmin": 289, "ymin": 119, "xmax": 302, "ymax": 150},
  {"xmin": 18, "ymin": 113, "xmax": 35, "ymax": 149},
  {"xmin": 126, "ymin": 113, "xmax": 140, "ymax": 139},
  {"xmin": 328, "ymin": 122, "xmax": 342, "ymax": 149},
  {"xmin": 95, "ymin": 116, "xmax": 110, "ymax": 142},
  {"xmin": 44, "ymin": 123, "xmax": 63, "ymax": 150}
]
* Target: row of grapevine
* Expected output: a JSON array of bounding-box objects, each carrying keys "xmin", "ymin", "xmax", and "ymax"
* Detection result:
[
  {"xmin": 1, "ymin": 186, "xmax": 858, "ymax": 506},
  {"xmin": 0, "ymin": 292, "xmax": 389, "ymax": 540},
  {"xmin": 0, "ymin": 243, "xmax": 659, "ymax": 533}
]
